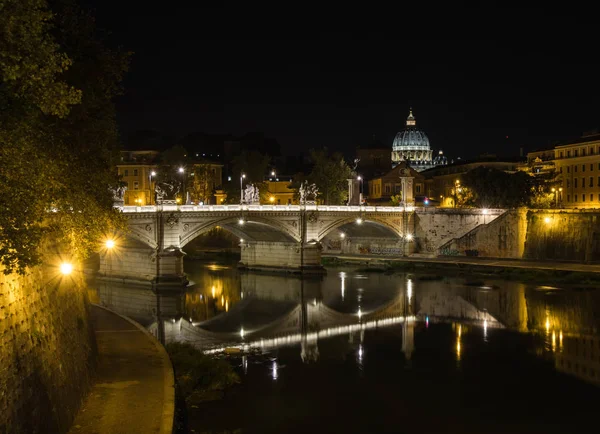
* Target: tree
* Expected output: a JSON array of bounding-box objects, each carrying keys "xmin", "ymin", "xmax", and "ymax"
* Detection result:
[
  {"xmin": 461, "ymin": 167, "xmax": 533, "ymax": 208},
  {"xmin": 189, "ymin": 164, "xmax": 213, "ymax": 204},
  {"xmin": 307, "ymin": 149, "xmax": 352, "ymax": 205},
  {"xmin": 0, "ymin": 0, "xmax": 129, "ymax": 274},
  {"xmin": 156, "ymin": 145, "xmax": 188, "ymax": 201},
  {"xmin": 222, "ymin": 151, "xmax": 270, "ymax": 204}
]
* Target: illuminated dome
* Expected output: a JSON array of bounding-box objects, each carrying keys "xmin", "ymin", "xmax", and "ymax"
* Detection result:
[
  {"xmin": 391, "ymin": 109, "xmax": 434, "ymax": 172},
  {"xmin": 433, "ymin": 150, "xmax": 448, "ymax": 166}
]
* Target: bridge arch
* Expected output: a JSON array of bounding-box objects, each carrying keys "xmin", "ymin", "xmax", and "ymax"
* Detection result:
[
  {"xmin": 318, "ymin": 217, "xmax": 404, "ymax": 241},
  {"xmin": 180, "ymin": 216, "xmax": 299, "ymax": 248}
]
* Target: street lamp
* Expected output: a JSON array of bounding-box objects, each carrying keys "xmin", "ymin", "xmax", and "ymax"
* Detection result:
[
  {"xmin": 105, "ymin": 239, "xmax": 115, "ymax": 249},
  {"xmin": 60, "ymin": 263, "xmax": 73, "ymax": 275},
  {"xmin": 357, "ymin": 175, "xmax": 363, "ymax": 204},
  {"xmin": 240, "ymin": 173, "xmax": 246, "ymax": 204},
  {"xmin": 178, "ymin": 167, "xmax": 186, "ymax": 204},
  {"xmin": 149, "ymin": 170, "xmax": 157, "ymax": 204}
]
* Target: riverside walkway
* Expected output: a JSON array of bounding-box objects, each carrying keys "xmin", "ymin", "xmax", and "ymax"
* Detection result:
[
  {"xmin": 68, "ymin": 305, "xmax": 174, "ymax": 434},
  {"xmin": 326, "ymin": 254, "xmax": 600, "ymax": 274}
]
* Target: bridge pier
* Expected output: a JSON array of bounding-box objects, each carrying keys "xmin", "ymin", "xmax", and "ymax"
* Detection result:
[
  {"xmin": 99, "ymin": 246, "xmax": 188, "ymax": 287},
  {"xmin": 239, "ymin": 241, "xmax": 324, "ymax": 274}
]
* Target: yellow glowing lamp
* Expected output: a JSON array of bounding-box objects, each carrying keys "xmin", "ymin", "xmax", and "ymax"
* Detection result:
[
  {"xmin": 60, "ymin": 263, "xmax": 73, "ymax": 275},
  {"xmin": 105, "ymin": 239, "xmax": 115, "ymax": 249},
  {"xmin": 269, "ymin": 196, "xmax": 275, "ymax": 202}
]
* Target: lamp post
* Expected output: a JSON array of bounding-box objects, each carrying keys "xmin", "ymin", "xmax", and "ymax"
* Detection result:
[
  {"xmin": 178, "ymin": 167, "xmax": 185, "ymax": 204},
  {"xmin": 357, "ymin": 175, "xmax": 363, "ymax": 205},
  {"xmin": 240, "ymin": 173, "xmax": 246, "ymax": 204},
  {"xmin": 551, "ymin": 187, "xmax": 556, "ymax": 208},
  {"xmin": 558, "ymin": 187, "xmax": 563, "ymax": 207},
  {"xmin": 149, "ymin": 170, "xmax": 156, "ymax": 204}
]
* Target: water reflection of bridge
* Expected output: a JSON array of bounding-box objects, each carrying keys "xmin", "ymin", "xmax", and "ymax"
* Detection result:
[{"xmin": 91, "ymin": 270, "xmax": 508, "ymax": 358}]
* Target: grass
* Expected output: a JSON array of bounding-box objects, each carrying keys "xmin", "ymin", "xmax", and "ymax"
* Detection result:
[{"xmin": 166, "ymin": 342, "xmax": 240, "ymax": 405}]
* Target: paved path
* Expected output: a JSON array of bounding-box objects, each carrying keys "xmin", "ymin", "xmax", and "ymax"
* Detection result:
[
  {"xmin": 325, "ymin": 254, "xmax": 600, "ymax": 274},
  {"xmin": 68, "ymin": 305, "xmax": 174, "ymax": 434}
]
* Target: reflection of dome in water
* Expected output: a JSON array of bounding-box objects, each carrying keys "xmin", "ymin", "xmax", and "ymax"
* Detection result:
[
  {"xmin": 391, "ymin": 109, "xmax": 434, "ymax": 172},
  {"xmin": 433, "ymin": 150, "xmax": 448, "ymax": 166}
]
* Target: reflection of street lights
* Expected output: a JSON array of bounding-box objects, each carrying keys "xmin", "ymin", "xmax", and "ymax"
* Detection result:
[{"xmin": 240, "ymin": 173, "xmax": 246, "ymax": 204}]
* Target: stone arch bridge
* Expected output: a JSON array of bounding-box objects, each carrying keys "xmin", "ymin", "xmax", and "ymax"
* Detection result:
[{"xmin": 101, "ymin": 204, "xmax": 504, "ymax": 284}]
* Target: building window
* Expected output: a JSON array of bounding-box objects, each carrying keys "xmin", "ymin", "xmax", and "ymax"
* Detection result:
[
  {"xmin": 567, "ymin": 166, "xmax": 570, "ymax": 173},
  {"xmin": 575, "ymin": 194, "xmax": 578, "ymax": 202},
  {"xmin": 560, "ymin": 151, "xmax": 564, "ymax": 158},
  {"xmin": 133, "ymin": 169, "xmax": 138, "ymax": 176},
  {"xmin": 416, "ymin": 184, "xmax": 422, "ymax": 193},
  {"xmin": 575, "ymin": 165, "xmax": 578, "ymax": 173},
  {"xmin": 568, "ymin": 151, "xmax": 571, "ymax": 157},
  {"xmin": 582, "ymin": 149, "xmax": 586, "ymax": 156},
  {"xmin": 592, "ymin": 164, "xmax": 595, "ymax": 171},
  {"xmin": 567, "ymin": 180, "xmax": 570, "ymax": 188},
  {"xmin": 583, "ymin": 194, "xmax": 586, "ymax": 202},
  {"xmin": 583, "ymin": 165, "xmax": 586, "ymax": 172},
  {"xmin": 385, "ymin": 184, "xmax": 391, "ymax": 194},
  {"xmin": 124, "ymin": 169, "xmax": 129, "ymax": 176},
  {"xmin": 575, "ymin": 150, "xmax": 579, "ymax": 157},
  {"xmin": 575, "ymin": 179, "xmax": 578, "ymax": 188},
  {"xmin": 560, "ymin": 167, "xmax": 563, "ymax": 173},
  {"xmin": 567, "ymin": 195, "xmax": 571, "ymax": 202},
  {"xmin": 592, "ymin": 194, "xmax": 595, "ymax": 202},
  {"xmin": 582, "ymin": 178, "xmax": 586, "ymax": 188},
  {"xmin": 591, "ymin": 148, "xmax": 595, "ymax": 155},
  {"xmin": 133, "ymin": 181, "xmax": 139, "ymax": 190},
  {"xmin": 591, "ymin": 177, "xmax": 594, "ymax": 188}
]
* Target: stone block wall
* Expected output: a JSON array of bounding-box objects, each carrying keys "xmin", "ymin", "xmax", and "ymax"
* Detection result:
[
  {"xmin": 414, "ymin": 209, "xmax": 503, "ymax": 254},
  {"xmin": 0, "ymin": 260, "xmax": 95, "ymax": 434},
  {"xmin": 99, "ymin": 247, "xmax": 157, "ymax": 281},
  {"xmin": 240, "ymin": 241, "xmax": 321, "ymax": 271},
  {"xmin": 442, "ymin": 209, "xmax": 528, "ymax": 258}
]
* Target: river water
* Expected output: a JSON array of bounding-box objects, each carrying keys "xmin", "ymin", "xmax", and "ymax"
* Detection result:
[{"xmin": 91, "ymin": 259, "xmax": 600, "ymax": 433}]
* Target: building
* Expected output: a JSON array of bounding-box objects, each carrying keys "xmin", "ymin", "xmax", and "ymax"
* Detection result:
[
  {"xmin": 554, "ymin": 131, "xmax": 600, "ymax": 208},
  {"xmin": 264, "ymin": 179, "xmax": 295, "ymax": 205},
  {"xmin": 117, "ymin": 150, "xmax": 160, "ymax": 205},
  {"xmin": 356, "ymin": 136, "xmax": 392, "ymax": 180},
  {"xmin": 392, "ymin": 109, "xmax": 439, "ymax": 171},
  {"xmin": 368, "ymin": 162, "xmax": 426, "ymax": 204}
]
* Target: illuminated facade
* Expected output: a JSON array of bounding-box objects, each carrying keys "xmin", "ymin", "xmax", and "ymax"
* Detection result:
[
  {"xmin": 117, "ymin": 150, "xmax": 160, "ymax": 206},
  {"xmin": 265, "ymin": 180, "xmax": 295, "ymax": 205},
  {"xmin": 391, "ymin": 109, "xmax": 435, "ymax": 171},
  {"xmin": 554, "ymin": 132, "xmax": 600, "ymax": 208}
]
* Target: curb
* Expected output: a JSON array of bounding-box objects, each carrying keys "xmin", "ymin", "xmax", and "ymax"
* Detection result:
[{"xmin": 91, "ymin": 303, "xmax": 175, "ymax": 434}]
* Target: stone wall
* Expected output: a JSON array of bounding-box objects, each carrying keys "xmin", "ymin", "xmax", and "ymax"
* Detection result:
[
  {"xmin": 321, "ymin": 236, "xmax": 411, "ymax": 256},
  {"xmin": 442, "ymin": 209, "xmax": 528, "ymax": 258},
  {"xmin": 524, "ymin": 210, "xmax": 600, "ymax": 262},
  {"xmin": 0, "ymin": 259, "xmax": 96, "ymax": 434},
  {"xmin": 414, "ymin": 209, "xmax": 504, "ymax": 255},
  {"xmin": 240, "ymin": 241, "xmax": 322, "ymax": 271}
]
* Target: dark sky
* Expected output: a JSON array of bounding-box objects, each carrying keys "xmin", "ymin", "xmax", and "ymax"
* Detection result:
[{"xmin": 85, "ymin": 3, "xmax": 599, "ymax": 159}]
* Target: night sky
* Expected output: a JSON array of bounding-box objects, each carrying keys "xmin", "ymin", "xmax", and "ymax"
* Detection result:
[{"xmin": 85, "ymin": 3, "xmax": 599, "ymax": 160}]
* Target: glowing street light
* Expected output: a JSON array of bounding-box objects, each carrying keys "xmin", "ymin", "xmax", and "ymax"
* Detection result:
[
  {"xmin": 178, "ymin": 167, "xmax": 184, "ymax": 173},
  {"xmin": 240, "ymin": 173, "xmax": 246, "ymax": 204},
  {"xmin": 105, "ymin": 239, "xmax": 115, "ymax": 249},
  {"xmin": 340, "ymin": 232, "xmax": 346, "ymax": 239},
  {"xmin": 238, "ymin": 218, "xmax": 245, "ymax": 225},
  {"xmin": 60, "ymin": 263, "xmax": 73, "ymax": 275},
  {"xmin": 405, "ymin": 233, "xmax": 413, "ymax": 241},
  {"xmin": 544, "ymin": 216, "xmax": 551, "ymax": 224},
  {"xmin": 356, "ymin": 218, "xmax": 363, "ymax": 225}
]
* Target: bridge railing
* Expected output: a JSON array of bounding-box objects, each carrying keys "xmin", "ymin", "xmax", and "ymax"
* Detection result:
[{"xmin": 119, "ymin": 204, "xmax": 416, "ymax": 213}]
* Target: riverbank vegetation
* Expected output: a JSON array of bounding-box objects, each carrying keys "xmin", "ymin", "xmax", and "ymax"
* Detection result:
[
  {"xmin": 0, "ymin": 0, "xmax": 129, "ymax": 274},
  {"xmin": 166, "ymin": 342, "xmax": 240, "ymax": 404}
]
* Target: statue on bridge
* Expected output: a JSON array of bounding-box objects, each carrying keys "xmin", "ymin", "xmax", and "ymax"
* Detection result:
[
  {"xmin": 155, "ymin": 182, "xmax": 179, "ymax": 204},
  {"xmin": 243, "ymin": 184, "xmax": 260, "ymax": 204},
  {"xmin": 299, "ymin": 181, "xmax": 318, "ymax": 205},
  {"xmin": 111, "ymin": 182, "xmax": 127, "ymax": 207}
]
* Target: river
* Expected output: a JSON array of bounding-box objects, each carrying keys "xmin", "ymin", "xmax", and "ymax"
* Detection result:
[{"xmin": 90, "ymin": 259, "xmax": 600, "ymax": 433}]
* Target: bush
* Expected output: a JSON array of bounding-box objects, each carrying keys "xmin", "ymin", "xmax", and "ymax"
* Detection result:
[{"xmin": 166, "ymin": 342, "xmax": 240, "ymax": 404}]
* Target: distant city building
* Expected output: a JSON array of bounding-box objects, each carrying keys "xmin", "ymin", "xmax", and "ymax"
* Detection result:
[
  {"xmin": 356, "ymin": 136, "xmax": 392, "ymax": 180},
  {"xmin": 554, "ymin": 131, "xmax": 600, "ymax": 208},
  {"xmin": 117, "ymin": 150, "xmax": 160, "ymax": 205},
  {"xmin": 368, "ymin": 162, "xmax": 426, "ymax": 204},
  {"xmin": 392, "ymin": 109, "xmax": 440, "ymax": 172}
]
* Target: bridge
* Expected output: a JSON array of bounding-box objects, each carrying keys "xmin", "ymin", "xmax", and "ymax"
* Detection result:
[{"xmin": 100, "ymin": 204, "xmax": 505, "ymax": 284}]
